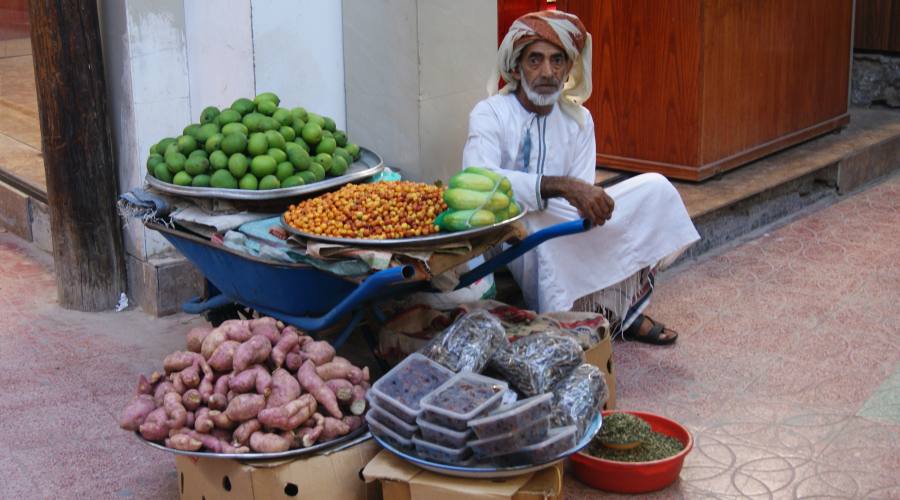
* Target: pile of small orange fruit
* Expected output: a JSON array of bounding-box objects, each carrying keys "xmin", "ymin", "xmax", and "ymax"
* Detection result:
[{"xmin": 283, "ymin": 181, "xmax": 447, "ymax": 239}]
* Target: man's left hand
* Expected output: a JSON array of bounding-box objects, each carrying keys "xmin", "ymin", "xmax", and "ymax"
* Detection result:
[{"xmin": 541, "ymin": 176, "xmax": 615, "ymax": 226}]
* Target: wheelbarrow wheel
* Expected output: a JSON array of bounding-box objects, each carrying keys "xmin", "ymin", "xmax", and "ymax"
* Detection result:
[{"xmin": 205, "ymin": 303, "xmax": 255, "ymax": 326}]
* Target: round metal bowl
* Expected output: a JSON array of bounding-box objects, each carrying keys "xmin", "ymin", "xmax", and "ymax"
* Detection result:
[
  {"xmin": 280, "ymin": 209, "xmax": 527, "ymax": 249},
  {"xmin": 371, "ymin": 413, "xmax": 601, "ymax": 479},
  {"xmin": 144, "ymin": 147, "xmax": 384, "ymax": 201},
  {"xmin": 134, "ymin": 425, "xmax": 369, "ymax": 461}
]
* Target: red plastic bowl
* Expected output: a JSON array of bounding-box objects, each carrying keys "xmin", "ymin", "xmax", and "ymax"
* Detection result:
[{"xmin": 570, "ymin": 410, "xmax": 693, "ymax": 494}]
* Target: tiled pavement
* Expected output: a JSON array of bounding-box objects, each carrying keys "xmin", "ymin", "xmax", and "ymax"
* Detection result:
[
  {"xmin": 567, "ymin": 173, "xmax": 900, "ymax": 499},
  {"xmin": 0, "ymin": 174, "xmax": 897, "ymax": 499}
]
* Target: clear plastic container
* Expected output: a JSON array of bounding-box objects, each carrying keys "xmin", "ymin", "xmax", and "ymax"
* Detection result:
[
  {"xmin": 494, "ymin": 426, "xmax": 578, "ymax": 466},
  {"xmin": 369, "ymin": 353, "xmax": 454, "ymax": 424},
  {"xmin": 498, "ymin": 389, "xmax": 519, "ymax": 410},
  {"xmin": 468, "ymin": 416, "xmax": 551, "ymax": 458},
  {"xmin": 412, "ymin": 436, "xmax": 472, "ymax": 465},
  {"xmin": 419, "ymin": 372, "xmax": 508, "ymax": 431},
  {"xmin": 366, "ymin": 411, "xmax": 414, "ymax": 450},
  {"xmin": 468, "ymin": 393, "xmax": 553, "ymax": 440},
  {"xmin": 417, "ymin": 417, "xmax": 473, "ymax": 449},
  {"xmin": 370, "ymin": 406, "xmax": 418, "ymax": 439}
]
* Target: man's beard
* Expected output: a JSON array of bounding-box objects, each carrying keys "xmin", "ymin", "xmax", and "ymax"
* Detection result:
[{"xmin": 520, "ymin": 77, "xmax": 562, "ymax": 107}]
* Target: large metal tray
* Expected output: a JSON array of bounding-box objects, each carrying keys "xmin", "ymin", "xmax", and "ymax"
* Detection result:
[
  {"xmin": 144, "ymin": 147, "xmax": 383, "ymax": 200},
  {"xmin": 372, "ymin": 413, "xmax": 601, "ymax": 479},
  {"xmin": 135, "ymin": 424, "xmax": 369, "ymax": 461},
  {"xmin": 281, "ymin": 209, "xmax": 527, "ymax": 249}
]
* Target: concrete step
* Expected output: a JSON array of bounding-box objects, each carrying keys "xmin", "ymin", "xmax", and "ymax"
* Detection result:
[
  {"xmin": 0, "ymin": 176, "xmax": 51, "ymax": 253},
  {"xmin": 594, "ymin": 106, "xmax": 900, "ymax": 262},
  {"xmin": 673, "ymin": 106, "xmax": 900, "ymax": 260}
]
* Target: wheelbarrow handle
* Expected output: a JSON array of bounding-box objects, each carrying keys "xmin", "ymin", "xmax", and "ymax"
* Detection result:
[
  {"xmin": 182, "ymin": 293, "xmax": 232, "ymax": 315},
  {"xmin": 455, "ymin": 218, "xmax": 592, "ymax": 290},
  {"xmin": 250, "ymin": 264, "xmax": 416, "ymax": 332}
]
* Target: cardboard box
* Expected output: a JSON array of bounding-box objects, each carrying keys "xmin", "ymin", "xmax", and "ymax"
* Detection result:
[
  {"xmin": 584, "ymin": 329, "xmax": 616, "ymax": 410},
  {"xmin": 363, "ymin": 450, "xmax": 564, "ymax": 500},
  {"xmin": 176, "ymin": 439, "xmax": 381, "ymax": 500}
]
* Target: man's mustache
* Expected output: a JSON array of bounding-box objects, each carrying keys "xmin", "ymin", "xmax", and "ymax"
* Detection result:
[{"xmin": 533, "ymin": 78, "xmax": 561, "ymax": 87}]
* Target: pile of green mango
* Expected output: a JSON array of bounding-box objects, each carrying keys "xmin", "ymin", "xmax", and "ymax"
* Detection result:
[
  {"xmin": 436, "ymin": 167, "xmax": 521, "ymax": 232},
  {"xmin": 146, "ymin": 92, "xmax": 362, "ymax": 190}
]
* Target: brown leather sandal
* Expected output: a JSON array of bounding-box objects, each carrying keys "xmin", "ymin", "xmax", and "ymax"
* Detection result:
[{"xmin": 622, "ymin": 314, "xmax": 678, "ymax": 345}]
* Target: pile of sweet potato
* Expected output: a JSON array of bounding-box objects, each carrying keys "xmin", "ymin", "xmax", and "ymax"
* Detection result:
[{"xmin": 118, "ymin": 317, "xmax": 370, "ymax": 454}]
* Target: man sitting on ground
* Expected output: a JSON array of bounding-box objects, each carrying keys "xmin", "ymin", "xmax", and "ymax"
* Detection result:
[{"xmin": 462, "ymin": 10, "xmax": 700, "ymax": 344}]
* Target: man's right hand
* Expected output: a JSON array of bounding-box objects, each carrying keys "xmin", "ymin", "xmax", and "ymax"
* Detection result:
[{"xmin": 540, "ymin": 176, "xmax": 615, "ymax": 226}]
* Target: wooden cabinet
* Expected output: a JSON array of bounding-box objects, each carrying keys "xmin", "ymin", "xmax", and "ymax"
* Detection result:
[
  {"xmin": 855, "ymin": 0, "xmax": 900, "ymax": 52},
  {"xmin": 557, "ymin": 0, "xmax": 854, "ymax": 181}
]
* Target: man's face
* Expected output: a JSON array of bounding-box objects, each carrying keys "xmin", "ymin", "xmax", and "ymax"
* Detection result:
[{"xmin": 513, "ymin": 40, "xmax": 571, "ymax": 105}]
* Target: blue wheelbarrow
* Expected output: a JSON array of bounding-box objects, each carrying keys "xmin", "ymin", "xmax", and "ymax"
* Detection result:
[{"xmin": 146, "ymin": 217, "xmax": 591, "ymax": 349}]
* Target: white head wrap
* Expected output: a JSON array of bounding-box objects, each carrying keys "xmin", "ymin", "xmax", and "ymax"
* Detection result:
[{"xmin": 488, "ymin": 10, "xmax": 593, "ymax": 127}]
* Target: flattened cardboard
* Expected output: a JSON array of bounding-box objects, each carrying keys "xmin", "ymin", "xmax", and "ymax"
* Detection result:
[
  {"xmin": 177, "ymin": 439, "xmax": 380, "ymax": 500},
  {"xmin": 409, "ymin": 471, "xmax": 531, "ymax": 499},
  {"xmin": 363, "ymin": 450, "xmax": 564, "ymax": 500},
  {"xmin": 362, "ymin": 450, "xmax": 421, "ymax": 483},
  {"xmin": 514, "ymin": 464, "xmax": 565, "ymax": 500},
  {"xmin": 584, "ymin": 333, "xmax": 616, "ymax": 409}
]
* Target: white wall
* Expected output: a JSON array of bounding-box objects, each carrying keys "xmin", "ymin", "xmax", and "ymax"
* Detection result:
[
  {"xmin": 343, "ymin": 0, "xmax": 420, "ymax": 175},
  {"xmin": 102, "ymin": 0, "xmax": 192, "ymax": 259},
  {"xmin": 184, "ymin": 1, "xmax": 256, "ymax": 116},
  {"xmin": 101, "ymin": 0, "xmax": 134, "ymax": 195},
  {"xmin": 418, "ymin": 1, "xmax": 497, "ymax": 183},
  {"xmin": 252, "ymin": 0, "xmax": 346, "ymax": 128},
  {"xmin": 343, "ymin": 0, "xmax": 497, "ymax": 183}
]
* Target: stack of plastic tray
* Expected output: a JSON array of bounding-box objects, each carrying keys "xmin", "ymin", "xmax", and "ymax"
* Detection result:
[
  {"xmin": 365, "ymin": 353, "xmax": 454, "ymax": 450},
  {"xmin": 492, "ymin": 426, "xmax": 578, "ymax": 466},
  {"xmin": 366, "ymin": 356, "xmax": 571, "ymax": 467},
  {"xmin": 413, "ymin": 372, "xmax": 509, "ymax": 463},
  {"xmin": 466, "ymin": 392, "xmax": 574, "ymax": 464}
]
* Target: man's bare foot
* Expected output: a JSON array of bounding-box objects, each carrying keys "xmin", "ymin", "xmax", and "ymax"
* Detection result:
[{"xmin": 622, "ymin": 314, "xmax": 678, "ymax": 345}]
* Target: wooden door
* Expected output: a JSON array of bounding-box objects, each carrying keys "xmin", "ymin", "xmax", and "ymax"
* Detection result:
[
  {"xmin": 558, "ymin": 0, "xmax": 704, "ymax": 170},
  {"xmin": 557, "ymin": 0, "xmax": 852, "ymax": 181},
  {"xmin": 855, "ymin": 0, "xmax": 900, "ymax": 52}
]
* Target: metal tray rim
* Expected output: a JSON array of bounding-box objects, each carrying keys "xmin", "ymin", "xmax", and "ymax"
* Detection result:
[
  {"xmin": 134, "ymin": 424, "xmax": 369, "ymax": 460},
  {"xmin": 144, "ymin": 147, "xmax": 384, "ymax": 200},
  {"xmin": 280, "ymin": 209, "xmax": 527, "ymax": 248},
  {"xmin": 371, "ymin": 413, "xmax": 601, "ymax": 478}
]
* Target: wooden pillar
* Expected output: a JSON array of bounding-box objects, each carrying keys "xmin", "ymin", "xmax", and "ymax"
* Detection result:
[{"xmin": 28, "ymin": 0, "xmax": 126, "ymax": 311}]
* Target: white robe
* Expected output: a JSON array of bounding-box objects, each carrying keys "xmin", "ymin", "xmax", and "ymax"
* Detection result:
[{"xmin": 462, "ymin": 94, "xmax": 700, "ymax": 313}]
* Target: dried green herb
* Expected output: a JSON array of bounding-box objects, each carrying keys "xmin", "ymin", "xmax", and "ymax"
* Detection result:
[
  {"xmin": 596, "ymin": 412, "xmax": 652, "ymax": 445},
  {"xmin": 588, "ymin": 431, "xmax": 684, "ymax": 462}
]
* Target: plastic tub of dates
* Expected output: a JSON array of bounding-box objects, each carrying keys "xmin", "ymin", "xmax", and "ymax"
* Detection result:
[
  {"xmin": 494, "ymin": 426, "xmax": 578, "ymax": 466},
  {"xmin": 412, "ymin": 436, "xmax": 472, "ymax": 464},
  {"xmin": 417, "ymin": 416, "xmax": 473, "ymax": 449},
  {"xmin": 468, "ymin": 416, "xmax": 551, "ymax": 458},
  {"xmin": 370, "ymin": 406, "xmax": 418, "ymax": 440},
  {"xmin": 368, "ymin": 353, "xmax": 454, "ymax": 424},
  {"xmin": 366, "ymin": 411, "xmax": 415, "ymax": 450},
  {"xmin": 468, "ymin": 392, "xmax": 553, "ymax": 440},
  {"xmin": 419, "ymin": 372, "xmax": 508, "ymax": 431}
]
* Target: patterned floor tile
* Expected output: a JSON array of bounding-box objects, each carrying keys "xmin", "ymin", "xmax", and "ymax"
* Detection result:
[
  {"xmin": 858, "ymin": 366, "xmax": 900, "ymax": 424},
  {"xmin": 581, "ymin": 175, "xmax": 900, "ymax": 498},
  {"xmin": 680, "ymin": 400, "xmax": 855, "ymax": 499}
]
